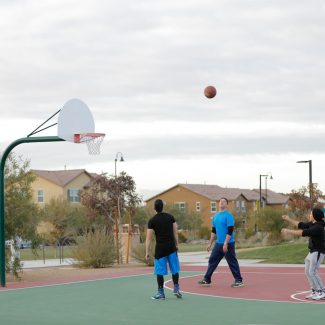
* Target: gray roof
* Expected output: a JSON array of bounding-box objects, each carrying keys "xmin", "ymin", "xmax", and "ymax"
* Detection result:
[
  {"xmin": 253, "ymin": 188, "xmax": 289, "ymax": 205},
  {"xmin": 31, "ymin": 169, "xmax": 92, "ymax": 187},
  {"xmin": 146, "ymin": 183, "xmax": 289, "ymax": 205}
]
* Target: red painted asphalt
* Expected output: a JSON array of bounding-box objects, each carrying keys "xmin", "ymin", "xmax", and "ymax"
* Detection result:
[{"xmin": 2, "ymin": 264, "xmax": 325, "ymax": 304}]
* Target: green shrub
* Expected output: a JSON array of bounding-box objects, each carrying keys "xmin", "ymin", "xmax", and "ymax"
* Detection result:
[
  {"xmin": 72, "ymin": 229, "xmax": 117, "ymax": 268},
  {"xmin": 178, "ymin": 231, "xmax": 187, "ymax": 243},
  {"xmin": 5, "ymin": 246, "xmax": 23, "ymax": 279},
  {"xmin": 197, "ymin": 226, "xmax": 211, "ymax": 239},
  {"xmin": 132, "ymin": 239, "xmax": 155, "ymax": 266}
]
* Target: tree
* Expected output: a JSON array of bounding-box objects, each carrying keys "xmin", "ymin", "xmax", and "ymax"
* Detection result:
[
  {"xmin": 80, "ymin": 172, "xmax": 141, "ymax": 263},
  {"xmin": 39, "ymin": 197, "xmax": 89, "ymax": 244},
  {"xmin": 255, "ymin": 207, "xmax": 286, "ymax": 244},
  {"xmin": 288, "ymin": 183, "xmax": 323, "ymax": 218},
  {"xmin": 5, "ymin": 153, "xmax": 40, "ymax": 246},
  {"xmin": 80, "ymin": 172, "xmax": 141, "ymax": 230},
  {"xmin": 163, "ymin": 205, "xmax": 203, "ymax": 238}
]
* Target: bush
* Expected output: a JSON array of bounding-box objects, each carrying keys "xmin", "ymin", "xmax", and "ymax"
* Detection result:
[
  {"xmin": 72, "ymin": 229, "xmax": 117, "ymax": 268},
  {"xmin": 5, "ymin": 245, "xmax": 23, "ymax": 279},
  {"xmin": 197, "ymin": 226, "xmax": 211, "ymax": 240},
  {"xmin": 178, "ymin": 231, "xmax": 187, "ymax": 243},
  {"xmin": 132, "ymin": 241, "xmax": 155, "ymax": 266}
]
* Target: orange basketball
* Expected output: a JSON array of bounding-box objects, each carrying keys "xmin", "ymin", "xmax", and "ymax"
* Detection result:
[{"xmin": 204, "ymin": 85, "xmax": 217, "ymax": 98}]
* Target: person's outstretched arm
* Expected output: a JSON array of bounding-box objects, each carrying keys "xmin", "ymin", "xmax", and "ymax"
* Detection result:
[{"xmin": 282, "ymin": 215, "xmax": 299, "ymax": 227}]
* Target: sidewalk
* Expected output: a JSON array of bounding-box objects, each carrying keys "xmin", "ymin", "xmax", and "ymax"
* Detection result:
[
  {"xmin": 21, "ymin": 252, "xmax": 311, "ymax": 269},
  {"xmin": 178, "ymin": 251, "xmax": 263, "ymax": 266},
  {"xmin": 22, "ymin": 258, "xmax": 75, "ymax": 269}
]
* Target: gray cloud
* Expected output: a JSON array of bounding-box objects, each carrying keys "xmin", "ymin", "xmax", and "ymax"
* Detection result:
[
  {"xmin": 0, "ymin": 0, "xmax": 324, "ymax": 123},
  {"xmin": 1, "ymin": 0, "xmax": 325, "ymax": 193}
]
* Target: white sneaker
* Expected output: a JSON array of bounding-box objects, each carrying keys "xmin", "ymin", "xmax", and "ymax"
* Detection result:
[
  {"xmin": 305, "ymin": 290, "xmax": 315, "ymax": 299},
  {"xmin": 312, "ymin": 291, "xmax": 325, "ymax": 300}
]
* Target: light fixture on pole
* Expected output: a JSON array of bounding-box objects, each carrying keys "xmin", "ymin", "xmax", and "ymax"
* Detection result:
[
  {"xmin": 259, "ymin": 174, "xmax": 268, "ymax": 209},
  {"xmin": 265, "ymin": 172, "xmax": 273, "ymax": 204},
  {"xmin": 114, "ymin": 152, "xmax": 125, "ymax": 264},
  {"xmin": 115, "ymin": 152, "xmax": 125, "ymax": 177},
  {"xmin": 296, "ymin": 160, "xmax": 313, "ymax": 202}
]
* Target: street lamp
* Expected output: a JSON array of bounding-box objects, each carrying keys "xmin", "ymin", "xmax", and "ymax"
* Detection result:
[
  {"xmin": 114, "ymin": 152, "xmax": 125, "ymax": 264},
  {"xmin": 259, "ymin": 174, "xmax": 268, "ymax": 209},
  {"xmin": 264, "ymin": 172, "xmax": 273, "ymax": 204},
  {"xmin": 296, "ymin": 160, "xmax": 313, "ymax": 202},
  {"xmin": 256, "ymin": 173, "xmax": 273, "ymax": 233},
  {"xmin": 115, "ymin": 152, "xmax": 125, "ymax": 177}
]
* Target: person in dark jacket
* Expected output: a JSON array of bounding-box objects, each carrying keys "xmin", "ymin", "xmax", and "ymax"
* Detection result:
[{"xmin": 282, "ymin": 208, "xmax": 325, "ymax": 300}]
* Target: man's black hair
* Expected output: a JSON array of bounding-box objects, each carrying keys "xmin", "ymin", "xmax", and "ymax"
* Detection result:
[
  {"xmin": 154, "ymin": 199, "xmax": 164, "ymax": 213},
  {"xmin": 312, "ymin": 208, "xmax": 324, "ymax": 222},
  {"xmin": 220, "ymin": 197, "xmax": 229, "ymax": 204}
]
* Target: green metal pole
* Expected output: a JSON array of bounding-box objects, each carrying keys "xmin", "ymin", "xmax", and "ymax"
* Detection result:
[{"xmin": 0, "ymin": 136, "xmax": 64, "ymax": 287}]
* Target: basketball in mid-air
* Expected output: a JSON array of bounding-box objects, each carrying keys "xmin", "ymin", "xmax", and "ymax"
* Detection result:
[{"xmin": 204, "ymin": 86, "xmax": 217, "ymax": 98}]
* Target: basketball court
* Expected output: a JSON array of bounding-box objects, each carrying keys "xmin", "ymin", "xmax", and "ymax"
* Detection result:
[{"xmin": 0, "ymin": 263, "xmax": 324, "ymax": 325}]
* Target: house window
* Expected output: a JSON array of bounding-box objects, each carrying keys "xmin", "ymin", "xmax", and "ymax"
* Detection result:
[
  {"xmin": 67, "ymin": 189, "xmax": 80, "ymax": 203},
  {"xmin": 196, "ymin": 202, "xmax": 201, "ymax": 211},
  {"xmin": 211, "ymin": 201, "xmax": 217, "ymax": 212},
  {"xmin": 241, "ymin": 200, "xmax": 246, "ymax": 212},
  {"xmin": 175, "ymin": 202, "xmax": 186, "ymax": 212},
  {"xmin": 236, "ymin": 200, "xmax": 246, "ymax": 213},
  {"xmin": 37, "ymin": 190, "xmax": 44, "ymax": 203},
  {"xmin": 236, "ymin": 200, "xmax": 240, "ymax": 212}
]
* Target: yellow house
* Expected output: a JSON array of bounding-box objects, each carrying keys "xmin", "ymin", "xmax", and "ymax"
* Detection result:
[
  {"xmin": 30, "ymin": 169, "xmax": 94, "ymax": 205},
  {"xmin": 145, "ymin": 184, "xmax": 289, "ymax": 228}
]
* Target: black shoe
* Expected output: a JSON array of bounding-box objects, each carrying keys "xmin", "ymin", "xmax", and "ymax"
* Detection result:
[{"xmin": 198, "ymin": 279, "xmax": 211, "ymax": 286}]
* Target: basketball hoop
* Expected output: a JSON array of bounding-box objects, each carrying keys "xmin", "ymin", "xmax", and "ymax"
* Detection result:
[{"xmin": 74, "ymin": 133, "xmax": 105, "ymax": 155}]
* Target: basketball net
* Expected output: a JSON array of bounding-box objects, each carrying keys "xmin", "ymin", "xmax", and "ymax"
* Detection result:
[{"xmin": 74, "ymin": 133, "xmax": 105, "ymax": 155}]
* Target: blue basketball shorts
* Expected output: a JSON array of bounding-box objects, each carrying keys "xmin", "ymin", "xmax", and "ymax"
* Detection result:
[{"xmin": 154, "ymin": 251, "xmax": 180, "ymax": 276}]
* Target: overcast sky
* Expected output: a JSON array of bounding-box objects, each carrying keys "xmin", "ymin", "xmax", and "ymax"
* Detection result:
[{"xmin": 1, "ymin": 0, "xmax": 325, "ymax": 200}]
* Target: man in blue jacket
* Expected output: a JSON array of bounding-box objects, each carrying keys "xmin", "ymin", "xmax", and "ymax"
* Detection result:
[{"xmin": 198, "ymin": 197, "xmax": 244, "ymax": 287}]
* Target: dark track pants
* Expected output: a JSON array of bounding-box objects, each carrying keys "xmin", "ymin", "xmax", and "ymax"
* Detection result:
[{"xmin": 204, "ymin": 242, "xmax": 242, "ymax": 283}]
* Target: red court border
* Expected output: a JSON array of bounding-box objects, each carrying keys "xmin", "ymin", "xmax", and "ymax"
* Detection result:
[{"xmin": 1, "ymin": 264, "xmax": 325, "ymax": 304}]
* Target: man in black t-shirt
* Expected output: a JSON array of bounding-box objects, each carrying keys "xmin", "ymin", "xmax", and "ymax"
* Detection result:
[{"xmin": 145, "ymin": 199, "xmax": 182, "ymax": 300}]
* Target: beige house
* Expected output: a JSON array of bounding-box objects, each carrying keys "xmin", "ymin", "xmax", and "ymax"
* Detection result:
[
  {"xmin": 31, "ymin": 169, "xmax": 93, "ymax": 205},
  {"xmin": 145, "ymin": 183, "xmax": 289, "ymax": 228}
]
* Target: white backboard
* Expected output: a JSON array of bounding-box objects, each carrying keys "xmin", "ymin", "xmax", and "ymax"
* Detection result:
[{"xmin": 57, "ymin": 98, "xmax": 95, "ymax": 142}]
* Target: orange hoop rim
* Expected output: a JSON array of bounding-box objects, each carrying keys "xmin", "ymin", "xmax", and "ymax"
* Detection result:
[{"xmin": 74, "ymin": 133, "xmax": 106, "ymax": 143}]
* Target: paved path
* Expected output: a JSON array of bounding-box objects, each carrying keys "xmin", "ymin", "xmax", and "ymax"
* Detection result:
[
  {"xmin": 21, "ymin": 252, "xmax": 263, "ymax": 269},
  {"xmin": 23, "ymin": 251, "xmax": 324, "ymax": 269},
  {"xmin": 178, "ymin": 251, "xmax": 263, "ymax": 266},
  {"xmin": 22, "ymin": 258, "xmax": 75, "ymax": 268}
]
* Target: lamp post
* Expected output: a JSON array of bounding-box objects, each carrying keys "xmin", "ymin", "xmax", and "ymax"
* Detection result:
[
  {"xmin": 259, "ymin": 174, "xmax": 268, "ymax": 209},
  {"xmin": 296, "ymin": 160, "xmax": 313, "ymax": 203},
  {"xmin": 265, "ymin": 173, "xmax": 273, "ymax": 204},
  {"xmin": 114, "ymin": 152, "xmax": 124, "ymax": 264},
  {"xmin": 256, "ymin": 173, "xmax": 272, "ymax": 233},
  {"xmin": 115, "ymin": 152, "xmax": 125, "ymax": 177}
]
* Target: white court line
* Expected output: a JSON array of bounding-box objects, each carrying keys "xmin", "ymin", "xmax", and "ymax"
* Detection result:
[
  {"xmin": 290, "ymin": 290, "xmax": 325, "ymax": 304},
  {"xmin": 0, "ymin": 272, "xmax": 152, "ymax": 292},
  {"xmin": 164, "ymin": 273, "xmax": 317, "ymax": 304},
  {"xmin": 214, "ymin": 270, "xmax": 305, "ymax": 275}
]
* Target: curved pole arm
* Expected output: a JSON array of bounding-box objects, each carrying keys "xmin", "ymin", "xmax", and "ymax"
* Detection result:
[{"xmin": 0, "ymin": 136, "xmax": 64, "ymax": 287}]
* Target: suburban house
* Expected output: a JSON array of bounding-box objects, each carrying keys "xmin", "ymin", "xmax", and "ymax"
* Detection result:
[
  {"xmin": 30, "ymin": 169, "xmax": 94, "ymax": 205},
  {"xmin": 145, "ymin": 183, "xmax": 290, "ymax": 228}
]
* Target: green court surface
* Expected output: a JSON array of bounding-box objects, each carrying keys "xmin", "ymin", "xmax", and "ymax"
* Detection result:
[{"xmin": 0, "ymin": 272, "xmax": 323, "ymax": 325}]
